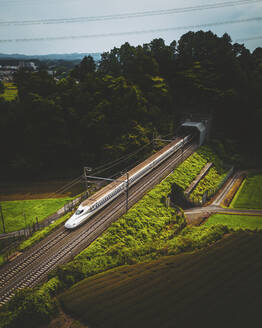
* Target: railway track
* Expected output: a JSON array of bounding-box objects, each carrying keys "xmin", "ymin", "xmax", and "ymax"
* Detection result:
[{"xmin": 0, "ymin": 141, "xmax": 197, "ymax": 305}]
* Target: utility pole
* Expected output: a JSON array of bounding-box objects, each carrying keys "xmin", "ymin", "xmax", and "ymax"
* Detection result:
[
  {"xmin": 125, "ymin": 172, "xmax": 129, "ymax": 213},
  {"xmin": 0, "ymin": 204, "xmax": 5, "ymax": 233},
  {"xmin": 84, "ymin": 167, "xmax": 92, "ymax": 191},
  {"xmin": 23, "ymin": 212, "xmax": 27, "ymax": 227},
  {"xmin": 182, "ymin": 136, "xmax": 184, "ymax": 162},
  {"xmin": 85, "ymin": 169, "xmax": 130, "ymax": 214},
  {"xmin": 121, "ymin": 170, "xmax": 130, "ymax": 213}
]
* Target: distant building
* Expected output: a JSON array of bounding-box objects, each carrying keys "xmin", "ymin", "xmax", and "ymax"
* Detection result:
[
  {"xmin": 47, "ymin": 70, "xmax": 56, "ymax": 77},
  {"xmin": 18, "ymin": 61, "xmax": 37, "ymax": 71}
]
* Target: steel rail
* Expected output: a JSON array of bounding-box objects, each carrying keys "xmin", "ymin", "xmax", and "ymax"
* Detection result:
[{"xmin": 0, "ymin": 141, "xmax": 197, "ymax": 304}]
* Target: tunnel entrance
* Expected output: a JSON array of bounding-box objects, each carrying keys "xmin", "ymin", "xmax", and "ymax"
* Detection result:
[{"xmin": 179, "ymin": 121, "xmax": 207, "ymax": 146}]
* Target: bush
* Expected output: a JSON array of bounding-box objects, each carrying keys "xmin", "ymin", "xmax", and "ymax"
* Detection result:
[
  {"xmin": 167, "ymin": 225, "xmax": 229, "ymax": 254},
  {"xmin": 51, "ymin": 146, "xmax": 227, "ymax": 288},
  {"xmin": 0, "ymin": 145, "xmax": 231, "ymax": 328},
  {"xmin": 2, "ymin": 287, "xmax": 58, "ymax": 328}
]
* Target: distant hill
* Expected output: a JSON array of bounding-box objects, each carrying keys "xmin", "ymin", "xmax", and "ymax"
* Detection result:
[{"xmin": 0, "ymin": 52, "xmax": 101, "ymax": 61}]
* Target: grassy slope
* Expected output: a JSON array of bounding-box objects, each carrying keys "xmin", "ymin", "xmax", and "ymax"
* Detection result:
[
  {"xmin": 230, "ymin": 173, "xmax": 262, "ymax": 209},
  {"xmin": 204, "ymin": 213, "xmax": 262, "ymax": 230},
  {"xmin": 60, "ymin": 231, "xmax": 262, "ymax": 328},
  {"xmin": 54, "ymin": 146, "xmax": 226, "ymax": 283},
  {"xmin": 0, "ymin": 198, "xmax": 72, "ymax": 233},
  {"xmin": 190, "ymin": 166, "xmax": 227, "ymax": 201},
  {"xmin": 0, "ymin": 82, "xmax": 17, "ymax": 101},
  {"xmin": 18, "ymin": 212, "xmax": 72, "ymax": 251}
]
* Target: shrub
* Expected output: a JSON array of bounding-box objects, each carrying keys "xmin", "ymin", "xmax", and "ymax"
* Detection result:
[
  {"xmin": 51, "ymin": 146, "xmax": 225, "ymax": 288},
  {"xmin": 2, "ymin": 287, "xmax": 58, "ymax": 328}
]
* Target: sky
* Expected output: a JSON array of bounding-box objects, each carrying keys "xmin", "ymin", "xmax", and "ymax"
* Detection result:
[{"xmin": 0, "ymin": 0, "xmax": 261, "ymax": 55}]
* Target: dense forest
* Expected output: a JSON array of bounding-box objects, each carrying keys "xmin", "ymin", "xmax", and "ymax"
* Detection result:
[{"xmin": 0, "ymin": 30, "xmax": 261, "ymax": 180}]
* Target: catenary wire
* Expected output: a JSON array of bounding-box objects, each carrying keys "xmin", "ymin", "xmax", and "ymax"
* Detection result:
[
  {"xmin": 91, "ymin": 142, "xmax": 152, "ymax": 176},
  {"xmin": 46, "ymin": 142, "xmax": 153, "ymax": 198}
]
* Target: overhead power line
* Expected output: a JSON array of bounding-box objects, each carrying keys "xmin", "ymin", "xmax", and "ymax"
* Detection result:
[
  {"xmin": 92, "ymin": 142, "xmax": 152, "ymax": 176},
  {"xmin": 236, "ymin": 35, "xmax": 262, "ymax": 42},
  {"xmin": 0, "ymin": 16, "xmax": 261, "ymax": 43},
  {"xmin": 47, "ymin": 175, "xmax": 83, "ymax": 198},
  {"xmin": 0, "ymin": 0, "xmax": 261, "ymax": 26}
]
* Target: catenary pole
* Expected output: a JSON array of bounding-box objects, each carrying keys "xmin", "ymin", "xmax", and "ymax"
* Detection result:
[{"xmin": 0, "ymin": 204, "xmax": 5, "ymax": 233}]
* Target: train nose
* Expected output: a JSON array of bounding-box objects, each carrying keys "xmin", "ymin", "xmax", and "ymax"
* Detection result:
[{"xmin": 65, "ymin": 221, "xmax": 76, "ymax": 229}]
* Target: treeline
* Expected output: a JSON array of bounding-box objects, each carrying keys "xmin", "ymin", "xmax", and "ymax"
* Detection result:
[{"xmin": 0, "ymin": 30, "xmax": 261, "ymax": 179}]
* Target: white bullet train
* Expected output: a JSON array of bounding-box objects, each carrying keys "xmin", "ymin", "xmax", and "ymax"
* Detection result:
[{"xmin": 65, "ymin": 135, "xmax": 191, "ymax": 229}]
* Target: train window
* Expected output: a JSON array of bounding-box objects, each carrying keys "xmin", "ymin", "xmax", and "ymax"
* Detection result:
[{"xmin": 75, "ymin": 209, "xmax": 84, "ymax": 215}]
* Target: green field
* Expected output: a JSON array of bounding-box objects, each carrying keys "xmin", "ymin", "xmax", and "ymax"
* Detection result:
[
  {"xmin": 0, "ymin": 198, "xmax": 72, "ymax": 233},
  {"xmin": 230, "ymin": 173, "xmax": 262, "ymax": 209},
  {"xmin": 0, "ymin": 82, "xmax": 18, "ymax": 101},
  {"xmin": 60, "ymin": 231, "xmax": 262, "ymax": 328},
  {"xmin": 204, "ymin": 213, "xmax": 262, "ymax": 230}
]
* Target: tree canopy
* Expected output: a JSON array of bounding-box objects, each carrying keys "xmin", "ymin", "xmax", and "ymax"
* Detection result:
[{"xmin": 1, "ymin": 31, "xmax": 261, "ymax": 180}]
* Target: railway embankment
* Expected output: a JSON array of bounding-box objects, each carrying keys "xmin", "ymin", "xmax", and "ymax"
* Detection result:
[
  {"xmin": 184, "ymin": 162, "xmax": 213, "ymax": 196},
  {"xmin": 1, "ymin": 146, "xmax": 260, "ymax": 328},
  {"xmin": 0, "ymin": 145, "xmax": 231, "ymax": 328}
]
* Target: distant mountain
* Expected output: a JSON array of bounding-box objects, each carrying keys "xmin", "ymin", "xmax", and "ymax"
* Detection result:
[{"xmin": 0, "ymin": 52, "xmax": 101, "ymax": 61}]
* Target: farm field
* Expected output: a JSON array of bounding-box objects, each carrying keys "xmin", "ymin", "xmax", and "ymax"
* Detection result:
[
  {"xmin": 0, "ymin": 82, "xmax": 17, "ymax": 101},
  {"xmin": 230, "ymin": 173, "xmax": 262, "ymax": 209},
  {"xmin": 204, "ymin": 213, "xmax": 262, "ymax": 230},
  {"xmin": 0, "ymin": 198, "xmax": 72, "ymax": 233},
  {"xmin": 60, "ymin": 231, "xmax": 262, "ymax": 328}
]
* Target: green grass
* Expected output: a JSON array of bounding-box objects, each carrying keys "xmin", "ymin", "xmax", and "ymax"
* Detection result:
[
  {"xmin": 0, "ymin": 145, "xmax": 241, "ymax": 328},
  {"xmin": 18, "ymin": 212, "xmax": 72, "ymax": 251},
  {"xmin": 230, "ymin": 173, "xmax": 262, "ymax": 209},
  {"xmin": 204, "ymin": 213, "xmax": 262, "ymax": 230},
  {"xmin": 60, "ymin": 231, "xmax": 262, "ymax": 328},
  {"xmin": 0, "ymin": 197, "xmax": 73, "ymax": 233},
  {"xmin": 168, "ymin": 145, "xmax": 224, "ymax": 191},
  {"xmin": 190, "ymin": 166, "xmax": 228, "ymax": 201},
  {"xmin": 0, "ymin": 82, "xmax": 17, "ymax": 101},
  {"xmin": 53, "ymin": 146, "xmax": 229, "ymax": 289},
  {"xmin": 0, "ymin": 254, "xmax": 4, "ymax": 266}
]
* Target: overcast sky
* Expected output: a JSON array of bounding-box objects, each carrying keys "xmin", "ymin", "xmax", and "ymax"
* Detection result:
[{"xmin": 0, "ymin": 0, "xmax": 261, "ymax": 55}]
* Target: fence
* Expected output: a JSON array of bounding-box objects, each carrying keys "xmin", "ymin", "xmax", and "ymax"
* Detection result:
[{"xmin": 0, "ymin": 191, "xmax": 89, "ymax": 263}]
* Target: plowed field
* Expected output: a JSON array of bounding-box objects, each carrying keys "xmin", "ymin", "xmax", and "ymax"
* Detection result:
[{"xmin": 60, "ymin": 231, "xmax": 262, "ymax": 328}]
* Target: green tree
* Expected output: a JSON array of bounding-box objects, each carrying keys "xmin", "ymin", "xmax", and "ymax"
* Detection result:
[
  {"xmin": 0, "ymin": 80, "xmax": 4, "ymax": 94},
  {"xmin": 71, "ymin": 55, "xmax": 96, "ymax": 81}
]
